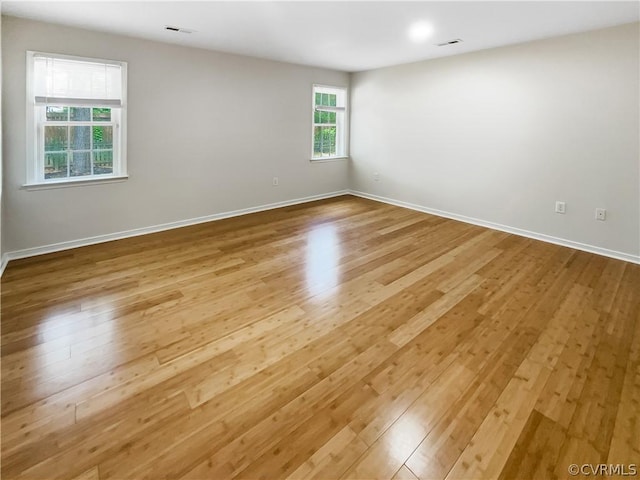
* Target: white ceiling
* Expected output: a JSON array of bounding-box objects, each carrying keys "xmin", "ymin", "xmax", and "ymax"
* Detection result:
[{"xmin": 2, "ymin": 1, "xmax": 639, "ymax": 72}]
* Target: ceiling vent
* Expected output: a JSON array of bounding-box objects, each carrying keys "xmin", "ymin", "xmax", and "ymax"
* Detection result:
[
  {"xmin": 436, "ymin": 39, "xmax": 463, "ymax": 47},
  {"xmin": 165, "ymin": 26, "xmax": 194, "ymax": 34}
]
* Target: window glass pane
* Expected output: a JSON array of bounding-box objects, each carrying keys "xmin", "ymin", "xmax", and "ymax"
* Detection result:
[
  {"xmin": 46, "ymin": 106, "xmax": 68, "ymax": 121},
  {"xmin": 329, "ymin": 128, "xmax": 336, "ymax": 154},
  {"xmin": 316, "ymin": 93, "xmax": 337, "ymax": 107},
  {"xmin": 93, "ymin": 126, "xmax": 113, "ymax": 149},
  {"xmin": 70, "ymin": 126, "xmax": 91, "ymax": 150},
  {"xmin": 315, "ymin": 111, "xmax": 337, "ymax": 125},
  {"xmin": 93, "ymin": 150, "xmax": 113, "ymax": 175},
  {"xmin": 70, "ymin": 151, "xmax": 91, "ymax": 176},
  {"xmin": 92, "ymin": 108, "xmax": 111, "ymax": 122},
  {"xmin": 313, "ymin": 126, "xmax": 337, "ymax": 157},
  {"xmin": 44, "ymin": 153, "xmax": 68, "ymax": 179},
  {"xmin": 327, "ymin": 127, "xmax": 337, "ymax": 154},
  {"xmin": 314, "ymin": 127, "xmax": 321, "ymax": 154},
  {"xmin": 70, "ymin": 107, "xmax": 91, "ymax": 121},
  {"xmin": 45, "ymin": 126, "xmax": 68, "ymax": 151}
]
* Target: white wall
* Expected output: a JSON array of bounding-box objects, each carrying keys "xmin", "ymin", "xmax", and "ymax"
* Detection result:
[
  {"xmin": 0, "ymin": 12, "xmax": 4, "ymax": 271},
  {"xmin": 350, "ymin": 23, "xmax": 640, "ymax": 260},
  {"xmin": 2, "ymin": 16, "xmax": 349, "ymax": 254}
]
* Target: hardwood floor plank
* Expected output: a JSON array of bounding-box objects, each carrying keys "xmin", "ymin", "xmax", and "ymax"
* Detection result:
[
  {"xmin": 70, "ymin": 466, "xmax": 100, "ymax": 480},
  {"xmin": 391, "ymin": 465, "xmax": 419, "ymax": 480},
  {"xmin": 3, "ymin": 391, "xmax": 190, "ymax": 479},
  {"xmin": 497, "ymin": 409, "xmax": 567, "ymax": 480},
  {"xmin": 100, "ymin": 363, "xmax": 321, "ymax": 479},
  {"xmin": 388, "ymin": 273, "xmax": 483, "ymax": 348},
  {"xmin": 403, "ymin": 284, "xmax": 549, "ymax": 479},
  {"xmin": 607, "ymin": 285, "xmax": 640, "ymax": 464},
  {"xmin": 285, "ymin": 425, "xmax": 368, "ymax": 480},
  {"xmin": 181, "ymin": 340, "xmax": 399, "ymax": 479},
  {"xmin": 445, "ymin": 282, "xmax": 593, "ymax": 480},
  {"xmin": 342, "ymin": 362, "xmax": 476, "ymax": 480},
  {"xmin": 236, "ymin": 382, "xmax": 377, "ymax": 479}
]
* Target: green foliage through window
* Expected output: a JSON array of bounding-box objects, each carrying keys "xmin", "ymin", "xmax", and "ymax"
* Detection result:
[
  {"xmin": 43, "ymin": 106, "xmax": 114, "ymax": 179},
  {"xmin": 314, "ymin": 126, "xmax": 336, "ymax": 157}
]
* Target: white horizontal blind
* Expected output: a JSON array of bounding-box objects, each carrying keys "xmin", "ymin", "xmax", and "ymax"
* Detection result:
[{"xmin": 33, "ymin": 54, "xmax": 122, "ymax": 106}]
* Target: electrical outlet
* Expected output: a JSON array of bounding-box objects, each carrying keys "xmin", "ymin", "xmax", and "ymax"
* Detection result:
[
  {"xmin": 595, "ymin": 208, "xmax": 606, "ymax": 221},
  {"xmin": 373, "ymin": 172, "xmax": 380, "ymax": 181},
  {"xmin": 555, "ymin": 201, "xmax": 566, "ymax": 214},
  {"xmin": 272, "ymin": 177, "xmax": 279, "ymax": 186}
]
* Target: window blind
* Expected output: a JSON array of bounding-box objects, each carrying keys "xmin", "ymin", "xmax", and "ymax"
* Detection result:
[{"xmin": 33, "ymin": 55, "xmax": 123, "ymax": 107}]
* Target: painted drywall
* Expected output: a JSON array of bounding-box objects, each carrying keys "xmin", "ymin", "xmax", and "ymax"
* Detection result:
[
  {"xmin": 2, "ymin": 16, "xmax": 349, "ymax": 253},
  {"xmin": 0, "ymin": 12, "xmax": 4, "ymax": 271},
  {"xmin": 350, "ymin": 22, "xmax": 640, "ymax": 259}
]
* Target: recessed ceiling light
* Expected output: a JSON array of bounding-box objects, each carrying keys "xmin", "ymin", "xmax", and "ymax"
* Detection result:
[{"xmin": 408, "ymin": 22, "xmax": 434, "ymax": 43}]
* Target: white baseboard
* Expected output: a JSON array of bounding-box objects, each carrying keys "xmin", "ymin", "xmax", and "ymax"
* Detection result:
[
  {"xmin": 1, "ymin": 190, "xmax": 349, "ymax": 271},
  {"xmin": 350, "ymin": 190, "xmax": 640, "ymax": 265},
  {"xmin": 3, "ymin": 188, "xmax": 638, "ymax": 275},
  {"xmin": 0, "ymin": 253, "xmax": 9, "ymax": 277}
]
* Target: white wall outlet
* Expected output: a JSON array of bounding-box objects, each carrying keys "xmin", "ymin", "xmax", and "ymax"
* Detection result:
[
  {"xmin": 373, "ymin": 172, "xmax": 380, "ymax": 181},
  {"xmin": 272, "ymin": 177, "xmax": 279, "ymax": 186},
  {"xmin": 595, "ymin": 208, "xmax": 606, "ymax": 221},
  {"xmin": 555, "ymin": 201, "xmax": 566, "ymax": 214}
]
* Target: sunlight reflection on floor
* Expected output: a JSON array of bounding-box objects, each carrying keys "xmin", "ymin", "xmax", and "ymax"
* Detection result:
[
  {"xmin": 305, "ymin": 223, "xmax": 341, "ymax": 299},
  {"xmin": 34, "ymin": 307, "xmax": 118, "ymax": 398}
]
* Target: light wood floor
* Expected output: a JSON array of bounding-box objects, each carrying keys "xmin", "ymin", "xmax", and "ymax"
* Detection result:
[{"xmin": 1, "ymin": 195, "xmax": 639, "ymax": 480}]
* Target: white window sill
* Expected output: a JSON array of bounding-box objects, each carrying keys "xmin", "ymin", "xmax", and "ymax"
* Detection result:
[
  {"xmin": 22, "ymin": 175, "xmax": 129, "ymax": 191},
  {"xmin": 310, "ymin": 156, "xmax": 349, "ymax": 163}
]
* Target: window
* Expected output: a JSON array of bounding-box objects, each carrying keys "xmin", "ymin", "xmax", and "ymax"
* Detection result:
[
  {"xmin": 26, "ymin": 51, "xmax": 127, "ymax": 186},
  {"xmin": 312, "ymin": 85, "xmax": 347, "ymax": 160}
]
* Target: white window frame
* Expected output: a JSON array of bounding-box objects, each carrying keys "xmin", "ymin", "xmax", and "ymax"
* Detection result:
[
  {"xmin": 25, "ymin": 51, "xmax": 128, "ymax": 189},
  {"xmin": 311, "ymin": 84, "xmax": 348, "ymax": 161}
]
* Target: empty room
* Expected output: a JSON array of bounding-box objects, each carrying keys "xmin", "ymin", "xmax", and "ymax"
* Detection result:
[{"xmin": 1, "ymin": 1, "xmax": 639, "ymax": 479}]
